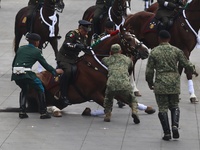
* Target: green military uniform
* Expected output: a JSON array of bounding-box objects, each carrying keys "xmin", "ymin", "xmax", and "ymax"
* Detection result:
[
  {"xmin": 145, "ymin": 31, "xmax": 195, "ymax": 140},
  {"xmin": 155, "ymin": 0, "xmax": 185, "ymax": 29},
  {"xmin": 56, "ymin": 20, "xmax": 91, "ymax": 105},
  {"xmin": 102, "ymin": 44, "xmax": 140, "ymax": 124},
  {"xmin": 11, "ymin": 43, "xmax": 56, "ymax": 119},
  {"xmin": 93, "ymin": 0, "xmax": 114, "ymax": 34}
]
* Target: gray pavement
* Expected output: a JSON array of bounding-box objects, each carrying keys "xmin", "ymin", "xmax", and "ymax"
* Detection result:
[{"xmin": 0, "ymin": 0, "xmax": 200, "ymax": 150}]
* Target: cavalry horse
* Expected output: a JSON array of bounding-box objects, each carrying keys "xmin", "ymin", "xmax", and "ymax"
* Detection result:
[
  {"xmin": 124, "ymin": 0, "xmax": 200, "ymax": 103},
  {"xmin": 23, "ymin": 28, "xmax": 153, "ymax": 116},
  {"xmin": 82, "ymin": 0, "xmax": 130, "ymax": 44},
  {"xmin": 14, "ymin": 0, "xmax": 64, "ymax": 56}
]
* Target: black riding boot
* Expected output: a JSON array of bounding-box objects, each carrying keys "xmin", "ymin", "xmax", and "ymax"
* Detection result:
[
  {"xmin": 158, "ymin": 112, "xmax": 171, "ymax": 141},
  {"xmin": 60, "ymin": 73, "xmax": 71, "ymax": 106},
  {"xmin": 170, "ymin": 107, "xmax": 180, "ymax": 139},
  {"xmin": 38, "ymin": 93, "xmax": 51, "ymax": 119},
  {"xmin": 19, "ymin": 91, "xmax": 29, "ymax": 119}
]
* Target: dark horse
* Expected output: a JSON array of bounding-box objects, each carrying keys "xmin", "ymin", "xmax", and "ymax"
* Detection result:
[
  {"xmin": 82, "ymin": 0, "xmax": 129, "ymax": 44},
  {"xmin": 14, "ymin": 0, "xmax": 64, "ymax": 56},
  {"xmin": 24, "ymin": 28, "xmax": 152, "ymax": 116},
  {"xmin": 124, "ymin": 0, "xmax": 200, "ymax": 102}
]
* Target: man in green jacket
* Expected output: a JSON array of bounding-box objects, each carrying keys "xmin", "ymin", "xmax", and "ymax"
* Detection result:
[
  {"xmin": 11, "ymin": 33, "xmax": 62, "ymax": 119},
  {"xmin": 101, "ymin": 44, "xmax": 140, "ymax": 124},
  {"xmin": 145, "ymin": 30, "xmax": 198, "ymax": 140}
]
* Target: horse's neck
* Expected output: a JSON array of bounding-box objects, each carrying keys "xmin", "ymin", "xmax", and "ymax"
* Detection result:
[{"xmin": 184, "ymin": 0, "xmax": 200, "ymax": 32}]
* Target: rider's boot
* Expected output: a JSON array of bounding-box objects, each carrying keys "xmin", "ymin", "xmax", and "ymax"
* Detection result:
[
  {"xmin": 38, "ymin": 93, "xmax": 51, "ymax": 119},
  {"xmin": 60, "ymin": 73, "xmax": 71, "ymax": 106},
  {"xmin": 170, "ymin": 107, "xmax": 180, "ymax": 139},
  {"xmin": 19, "ymin": 91, "xmax": 29, "ymax": 119},
  {"xmin": 158, "ymin": 112, "xmax": 171, "ymax": 141}
]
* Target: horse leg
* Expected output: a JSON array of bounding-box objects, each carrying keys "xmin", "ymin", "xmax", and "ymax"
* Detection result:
[
  {"xmin": 137, "ymin": 103, "xmax": 156, "ymax": 114},
  {"xmin": 47, "ymin": 106, "xmax": 62, "ymax": 117},
  {"xmin": 50, "ymin": 37, "xmax": 58, "ymax": 57},
  {"xmin": 14, "ymin": 33, "xmax": 23, "ymax": 52},
  {"xmin": 130, "ymin": 71, "xmax": 141, "ymax": 96}
]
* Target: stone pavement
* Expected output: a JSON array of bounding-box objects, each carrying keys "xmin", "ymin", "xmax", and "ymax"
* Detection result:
[{"xmin": 0, "ymin": 0, "xmax": 200, "ymax": 150}]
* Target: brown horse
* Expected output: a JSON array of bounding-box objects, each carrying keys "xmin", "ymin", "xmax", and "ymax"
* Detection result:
[
  {"xmin": 82, "ymin": 0, "xmax": 129, "ymax": 44},
  {"xmin": 14, "ymin": 0, "xmax": 64, "ymax": 56},
  {"xmin": 146, "ymin": 2, "xmax": 158, "ymax": 13},
  {"xmin": 24, "ymin": 28, "xmax": 153, "ymax": 116},
  {"xmin": 124, "ymin": 0, "xmax": 200, "ymax": 102}
]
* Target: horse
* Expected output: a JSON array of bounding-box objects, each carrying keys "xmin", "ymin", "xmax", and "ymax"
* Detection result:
[
  {"xmin": 82, "ymin": 0, "xmax": 129, "ymax": 44},
  {"xmin": 14, "ymin": 0, "xmax": 64, "ymax": 56},
  {"xmin": 22, "ymin": 28, "xmax": 153, "ymax": 116},
  {"xmin": 124, "ymin": 0, "xmax": 200, "ymax": 103},
  {"xmin": 145, "ymin": 2, "xmax": 158, "ymax": 13}
]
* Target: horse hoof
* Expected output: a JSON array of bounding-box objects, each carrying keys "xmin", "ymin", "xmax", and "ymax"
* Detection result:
[
  {"xmin": 53, "ymin": 111, "xmax": 62, "ymax": 117},
  {"xmin": 134, "ymin": 91, "xmax": 142, "ymax": 97},
  {"xmin": 190, "ymin": 98, "xmax": 199, "ymax": 103},
  {"xmin": 82, "ymin": 107, "xmax": 91, "ymax": 116},
  {"xmin": 145, "ymin": 106, "xmax": 156, "ymax": 114}
]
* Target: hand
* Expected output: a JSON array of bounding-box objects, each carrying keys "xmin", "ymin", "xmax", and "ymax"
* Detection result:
[
  {"xmin": 148, "ymin": 83, "xmax": 154, "ymax": 90},
  {"xmin": 55, "ymin": 68, "xmax": 64, "ymax": 74},
  {"xmin": 75, "ymin": 43, "xmax": 85, "ymax": 50}
]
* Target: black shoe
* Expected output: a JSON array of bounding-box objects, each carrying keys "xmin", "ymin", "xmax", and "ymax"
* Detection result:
[
  {"xmin": 40, "ymin": 112, "xmax": 51, "ymax": 119},
  {"xmin": 60, "ymin": 96, "xmax": 71, "ymax": 106},
  {"xmin": 117, "ymin": 101, "xmax": 125, "ymax": 108},
  {"xmin": 162, "ymin": 134, "xmax": 171, "ymax": 141},
  {"xmin": 132, "ymin": 113, "xmax": 140, "ymax": 124},
  {"xmin": 19, "ymin": 112, "xmax": 29, "ymax": 119},
  {"xmin": 172, "ymin": 126, "xmax": 179, "ymax": 139}
]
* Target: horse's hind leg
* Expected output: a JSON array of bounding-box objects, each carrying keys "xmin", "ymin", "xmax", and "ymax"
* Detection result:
[
  {"xmin": 14, "ymin": 33, "xmax": 23, "ymax": 52},
  {"xmin": 50, "ymin": 38, "xmax": 58, "ymax": 57}
]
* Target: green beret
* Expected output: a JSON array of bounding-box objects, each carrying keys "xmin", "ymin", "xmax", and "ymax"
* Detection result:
[
  {"xmin": 26, "ymin": 33, "xmax": 41, "ymax": 41},
  {"xmin": 159, "ymin": 30, "xmax": 171, "ymax": 39},
  {"xmin": 111, "ymin": 44, "xmax": 121, "ymax": 53}
]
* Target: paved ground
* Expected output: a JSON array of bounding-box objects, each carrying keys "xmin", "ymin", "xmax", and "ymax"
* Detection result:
[{"xmin": 0, "ymin": 0, "xmax": 200, "ymax": 150}]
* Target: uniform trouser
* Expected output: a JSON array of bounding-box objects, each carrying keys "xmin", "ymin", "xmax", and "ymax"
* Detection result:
[
  {"xmin": 155, "ymin": 94, "xmax": 180, "ymax": 132},
  {"xmin": 15, "ymin": 78, "xmax": 47, "ymax": 114},
  {"xmin": 57, "ymin": 62, "xmax": 72, "ymax": 97},
  {"xmin": 104, "ymin": 89, "xmax": 138, "ymax": 114}
]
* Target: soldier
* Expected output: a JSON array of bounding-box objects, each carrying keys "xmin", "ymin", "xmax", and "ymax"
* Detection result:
[
  {"xmin": 145, "ymin": 30, "xmax": 198, "ymax": 140},
  {"xmin": 155, "ymin": 0, "xmax": 185, "ymax": 30},
  {"xmin": 11, "ymin": 33, "xmax": 63, "ymax": 119},
  {"xmin": 101, "ymin": 44, "xmax": 140, "ymax": 124},
  {"xmin": 93, "ymin": 0, "xmax": 114, "ymax": 35},
  {"xmin": 56, "ymin": 20, "xmax": 92, "ymax": 107}
]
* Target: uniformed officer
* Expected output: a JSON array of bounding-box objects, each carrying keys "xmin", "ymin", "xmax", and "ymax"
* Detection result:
[
  {"xmin": 11, "ymin": 33, "xmax": 63, "ymax": 119},
  {"xmin": 93, "ymin": 0, "xmax": 114, "ymax": 35},
  {"xmin": 101, "ymin": 44, "xmax": 140, "ymax": 124},
  {"xmin": 155, "ymin": 0, "xmax": 185, "ymax": 30},
  {"xmin": 145, "ymin": 30, "xmax": 197, "ymax": 140},
  {"xmin": 56, "ymin": 20, "xmax": 92, "ymax": 106}
]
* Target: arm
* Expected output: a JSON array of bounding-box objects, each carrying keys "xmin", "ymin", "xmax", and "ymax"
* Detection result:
[{"xmin": 145, "ymin": 54, "xmax": 155, "ymax": 90}]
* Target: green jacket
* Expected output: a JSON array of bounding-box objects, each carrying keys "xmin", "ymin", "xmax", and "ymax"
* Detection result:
[
  {"xmin": 56, "ymin": 29, "xmax": 88, "ymax": 64},
  {"xmin": 145, "ymin": 42, "xmax": 195, "ymax": 94},
  {"xmin": 102, "ymin": 53, "xmax": 133, "ymax": 91},
  {"xmin": 11, "ymin": 44, "xmax": 56, "ymax": 81}
]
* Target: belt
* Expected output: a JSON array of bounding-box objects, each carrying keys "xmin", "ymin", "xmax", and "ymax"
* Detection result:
[{"xmin": 13, "ymin": 67, "xmax": 32, "ymax": 74}]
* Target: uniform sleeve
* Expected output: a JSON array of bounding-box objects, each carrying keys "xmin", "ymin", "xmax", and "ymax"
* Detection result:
[{"xmin": 145, "ymin": 53, "xmax": 155, "ymax": 87}]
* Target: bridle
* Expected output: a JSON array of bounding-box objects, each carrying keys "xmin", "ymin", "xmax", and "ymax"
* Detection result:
[{"xmin": 120, "ymin": 31, "xmax": 143, "ymax": 58}]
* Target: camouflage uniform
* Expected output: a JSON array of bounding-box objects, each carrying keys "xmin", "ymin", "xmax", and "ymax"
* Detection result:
[
  {"xmin": 102, "ymin": 50, "xmax": 139, "ymax": 123},
  {"xmin": 155, "ymin": 0, "xmax": 185, "ymax": 29},
  {"xmin": 145, "ymin": 41, "xmax": 195, "ymax": 140}
]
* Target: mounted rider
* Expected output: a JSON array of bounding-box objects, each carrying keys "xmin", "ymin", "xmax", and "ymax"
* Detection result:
[
  {"xmin": 56, "ymin": 20, "xmax": 92, "ymax": 107},
  {"xmin": 155, "ymin": 0, "xmax": 186, "ymax": 30},
  {"xmin": 93, "ymin": 0, "xmax": 114, "ymax": 35}
]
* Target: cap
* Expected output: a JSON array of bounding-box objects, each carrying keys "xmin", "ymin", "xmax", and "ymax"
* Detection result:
[
  {"xmin": 105, "ymin": 21, "xmax": 115, "ymax": 29},
  {"xmin": 159, "ymin": 30, "xmax": 171, "ymax": 39},
  {"xmin": 78, "ymin": 20, "xmax": 92, "ymax": 32},
  {"xmin": 111, "ymin": 44, "xmax": 121, "ymax": 53},
  {"xmin": 26, "ymin": 33, "xmax": 41, "ymax": 41}
]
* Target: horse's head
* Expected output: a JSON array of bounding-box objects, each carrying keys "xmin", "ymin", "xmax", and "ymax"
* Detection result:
[
  {"xmin": 55, "ymin": 0, "xmax": 65, "ymax": 13},
  {"xmin": 45, "ymin": 0, "xmax": 65, "ymax": 12},
  {"xmin": 119, "ymin": 26, "xmax": 149, "ymax": 60},
  {"xmin": 112, "ymin": 0, "xmax": 127, "ymax": 16}
]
